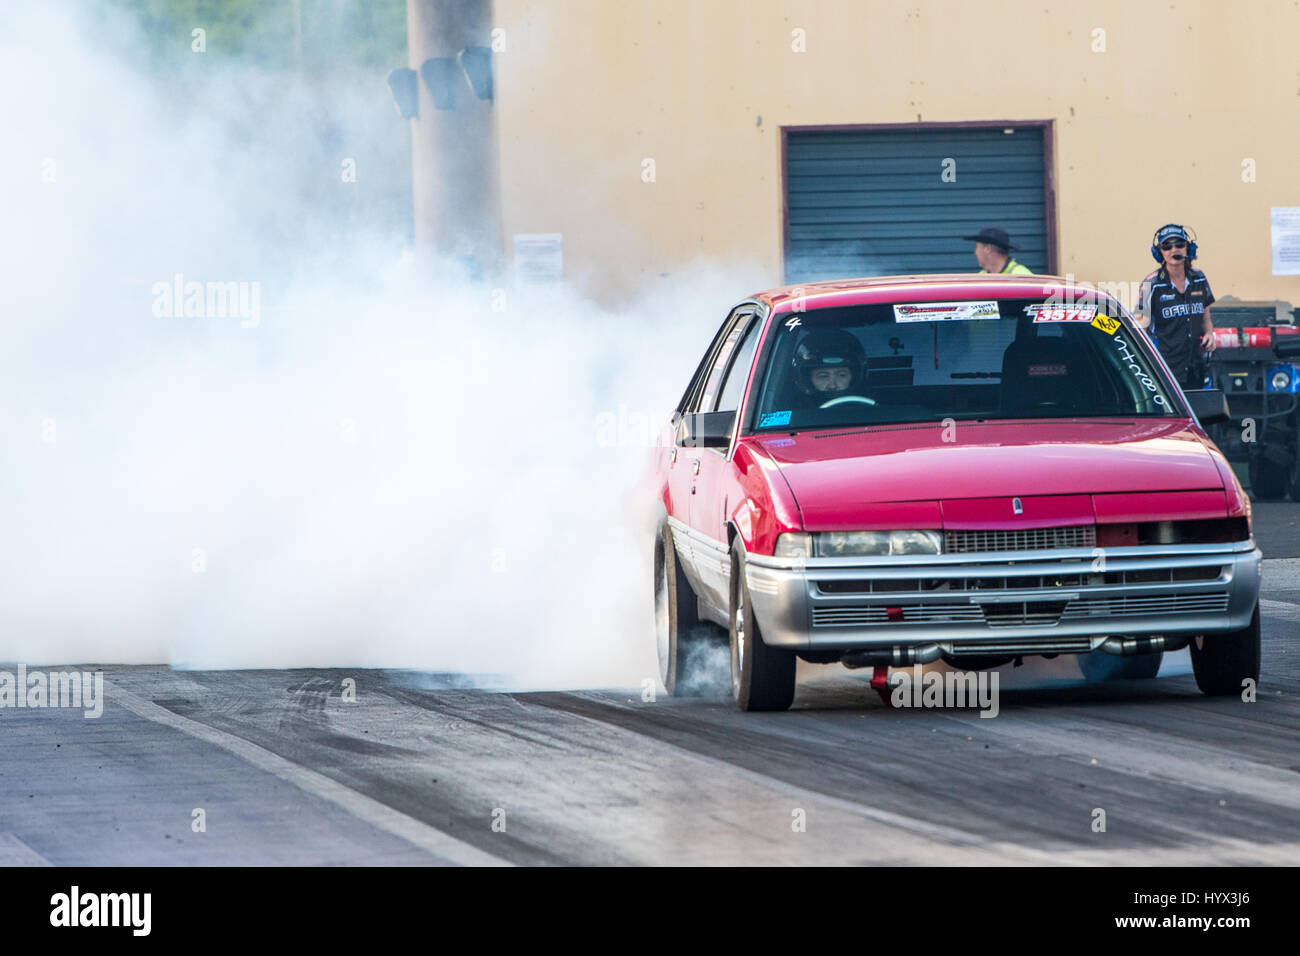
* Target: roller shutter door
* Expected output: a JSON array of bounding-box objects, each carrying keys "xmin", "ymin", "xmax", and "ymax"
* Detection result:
[{"xmin": 784, "ymin": 125, "xmax": 1052, "ymax": 282}]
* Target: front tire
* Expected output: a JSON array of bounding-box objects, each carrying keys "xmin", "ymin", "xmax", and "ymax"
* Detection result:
[
  {"xmin": 655, "ymin": 521, "xmax": 725, "ymax": 696},
  {"xmin": 728, "ymin": 538, "xmax": 796, "ymax": 712},
  {"xmin": 1249, "ymin": 457, "xmax": 1287, "ymax": 500},
  {"xmin": 1190, "ymin": 603, "xmax": 1261, "ymax": 696}
]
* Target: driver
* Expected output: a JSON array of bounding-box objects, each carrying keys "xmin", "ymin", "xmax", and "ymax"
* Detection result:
[{"xmin": 791, "ymin": 329, "xmax": 869, "ymax": 407}]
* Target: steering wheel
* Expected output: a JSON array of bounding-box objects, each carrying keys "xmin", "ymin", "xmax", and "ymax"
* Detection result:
[{"xmin": 819, "ymin": 395, "xmax": 876, "ymax": 409}]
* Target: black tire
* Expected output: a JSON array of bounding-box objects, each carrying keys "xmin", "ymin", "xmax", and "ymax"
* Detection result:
[
  {"xmin": 940, "ymin": 653, "xmax": 1014, "ymax": 671},
  {"xmin": 728, "ymin": 538, "xmax": 796, "ymax": 712},
  {"xmin": 1190, "ymin": 603, "xmax": 1261, "ymax": 697},
  {"xmin": 1249, "ymin": 457, "xmax": 1287, "ymax": 500},
  {"xmin": 1078, "ymin": 649, "xmax": 1163, "ymax": 682},
  {"xmin": 654, "ymin": 521, "xmax": 726, "ymax": 696}
]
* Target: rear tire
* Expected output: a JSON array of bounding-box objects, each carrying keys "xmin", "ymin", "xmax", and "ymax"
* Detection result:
[
  {"xmin": 728, "ymin": 539, "xmax": 796, "ymax": 712},
  {"xmin": 1249, "ymin": 458, "xmax": 1287, "ymax": 500},
  {"xmin": 654, "ymin": 521, "xmax": 726, "ymax": 696},
  {"xmin": 1190, "ymin": 603, "xmax": 1261, "ymax": 697}
]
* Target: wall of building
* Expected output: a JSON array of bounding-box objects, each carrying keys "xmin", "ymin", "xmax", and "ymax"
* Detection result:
[{"xmin": 491, "ymin": 0, "xmax": 1300, "ymax": 309}]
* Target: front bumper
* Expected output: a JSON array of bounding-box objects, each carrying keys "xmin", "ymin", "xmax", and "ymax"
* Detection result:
[{"xmin": 743, "ymin": 542, "xmax": 1262, "ymax": 653}]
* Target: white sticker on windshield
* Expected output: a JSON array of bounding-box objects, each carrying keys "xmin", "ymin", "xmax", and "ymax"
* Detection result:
[
  {"xmin": 893, "ymin": 300, "xmax": 1000, "ymax": 323},
  {"xmin": 1025, "ymin": 304, "xmax": 1098, "ymax": 323},
  {"xmin": 1113, "ymin": 335, "xmax": 1169, "ymax": 407}
]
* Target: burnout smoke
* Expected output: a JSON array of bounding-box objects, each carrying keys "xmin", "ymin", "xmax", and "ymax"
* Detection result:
[{"xmin": 0, "ymin": 2, "xmax": 765, "ymax": 688}]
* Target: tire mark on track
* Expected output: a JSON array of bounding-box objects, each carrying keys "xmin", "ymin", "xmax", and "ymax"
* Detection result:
[
  {"xmin": 107, "ymin": 680, "xmax": 510, "ymax": 867},
  {"xmin": 518, "ymin": 691, "xmax": 1069, "ymax": 862}
]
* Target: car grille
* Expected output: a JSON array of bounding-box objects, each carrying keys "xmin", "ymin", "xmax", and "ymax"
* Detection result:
[
  {"xmin": 944, "ymin": 525, "xmax": 1096, "ymax": 553},
  {"xmin": 810, "ymin": 591, "xmax": 1229, "ymax": 628},
  {"xmin": 1060, "ymin": 593, "xmax": 1229, "ymax": 619},
  {"xmin": 813, "ymin": 604, "xmax": 984, "ymax": 626},
  {"xmin": 946, "ymin": 637, "xmax": 1096, "ymax": 656},
  {"xmin": 815, "ymin": 565, "xmax": 1223, "ymax": 594}
]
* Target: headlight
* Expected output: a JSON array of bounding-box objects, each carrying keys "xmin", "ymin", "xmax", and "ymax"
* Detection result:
[
  {"xmin": 774, "ymin": 533, "xmax": 812, "ymax": 558},
  {"xmin": 1270, "ymin": 368, "xmax": 1292, "ymax": 391},
  {"xmin": 886, "ymin": 530, "xmax": 945, "ymax": 555},
  {"xmin": 776, "ymin": 530, "xmax": 943, "ymax": 557},
  {"xmin": 818, "ymin": 531, "xmax": 892, "ymax": 556}
]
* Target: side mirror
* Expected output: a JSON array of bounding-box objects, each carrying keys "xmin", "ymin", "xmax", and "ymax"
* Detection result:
[
  {"xmin": 1273, "ymin": 335, "xmax": 1300, "ymax": 361},
  {"xmin": 1185, "ymin": 388, "xmax": 1230, "ymax": 426},
  {"xmin": 678, "ymin": 411, "xmax": 736, "ymax": 449}
]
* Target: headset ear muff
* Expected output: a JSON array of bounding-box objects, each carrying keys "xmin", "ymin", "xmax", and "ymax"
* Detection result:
[{"xmin": 1150, "ymin": 244, "xmax": 1163, "ymax": 264}]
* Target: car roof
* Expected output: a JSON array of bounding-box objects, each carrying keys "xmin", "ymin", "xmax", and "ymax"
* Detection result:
[{"xmin": 754, "ymin": 274, "xmax": 1114, "ymax": 313}]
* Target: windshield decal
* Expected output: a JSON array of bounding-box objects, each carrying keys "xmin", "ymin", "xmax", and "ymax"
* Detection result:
[
  {"xmin": 893, "ymin": 300, "xmax": 1000, "ymax": 323},
  {"xmin": 1091, "ymin": 314, "xmax": 1122, "ymax": 335},
  {"xmin": 1027, "ymin": 363, "xmax": 1068, "ymax": 377},
  {"xmin": 1025, "ymin": 304, "xmax": 1097, "ymax": 323},
  {"xmin": 1113, "ymin": 335, "xmax": 1169, "ymax": 407},
  {"xmin": 759, "ymin": 410, "xmax": 793, "ymax": 427}
]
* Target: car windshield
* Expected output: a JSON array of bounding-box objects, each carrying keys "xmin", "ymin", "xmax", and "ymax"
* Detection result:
[{"xmin": 750, "ymin": 296, "xmax": 1180, "ymax": 431}]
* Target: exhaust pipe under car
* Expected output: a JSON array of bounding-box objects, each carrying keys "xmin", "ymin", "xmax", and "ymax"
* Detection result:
[
  {"xmin": 842, "ymin": 635, "xmax": 1184, "ymax": 669},
  {"xmin": 841, "ymin": 643, "xmax": 944, "ymax": 668},
  {"xmin": 1097, "ymin": 635, "xmax": 1189, "ymax": 656}
]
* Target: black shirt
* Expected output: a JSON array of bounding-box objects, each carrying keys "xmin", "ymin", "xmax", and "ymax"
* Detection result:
[{"xmin": 1139, "ymin": 267, "xmax": 1215, "ymax": 380}]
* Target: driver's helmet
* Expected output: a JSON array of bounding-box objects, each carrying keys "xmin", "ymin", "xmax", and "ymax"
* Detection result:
[{"xmin": 791, "ymin": 328, "xmax": 866, "ymax": 398}]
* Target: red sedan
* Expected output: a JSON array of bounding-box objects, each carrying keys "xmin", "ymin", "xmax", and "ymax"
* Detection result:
[{"xmin": 653, "ymin": 275, "xmax": 1262, "ymax": 711}]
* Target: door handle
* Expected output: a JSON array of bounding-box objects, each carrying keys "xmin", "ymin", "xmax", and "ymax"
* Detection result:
[{"xmin": 691, "ymin": 460, "xmax": 701, "ymax": 476}]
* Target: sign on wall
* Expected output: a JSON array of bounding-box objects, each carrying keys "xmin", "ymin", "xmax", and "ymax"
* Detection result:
[
  {"xmin": 514, "ymin": 233, "xmax": 563, "ymax": 283},
  {"xmin": 1270, "ymin": 208, "xmax": 1300, "ymax": 276}
]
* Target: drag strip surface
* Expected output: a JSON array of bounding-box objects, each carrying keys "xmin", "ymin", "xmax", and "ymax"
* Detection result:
[{"xmin": 2, "ymin": 569, "xmax": 1298, "ymax": 865}]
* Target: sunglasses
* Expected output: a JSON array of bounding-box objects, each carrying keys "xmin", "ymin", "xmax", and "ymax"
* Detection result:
[{"xmin": 1160, "ymin": 239, "xmax": 1188, "ymax": 250}]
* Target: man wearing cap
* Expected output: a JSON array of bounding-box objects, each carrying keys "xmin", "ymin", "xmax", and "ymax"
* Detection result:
[
  {"xmin": 963, "ymin": 227, "xmax": 1032, "ymax": 275},
  {"xmin": 1135, "ymin": 223, "xmax": 1216, "ymax": 390}
]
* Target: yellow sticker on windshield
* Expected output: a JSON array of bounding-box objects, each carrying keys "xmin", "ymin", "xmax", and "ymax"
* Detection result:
[{"xmin": 1091, "ymin": 314, "xmax": 1121, "ymax": 335}]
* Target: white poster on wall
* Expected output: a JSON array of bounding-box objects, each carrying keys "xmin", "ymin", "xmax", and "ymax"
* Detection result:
[
  {"xmin": 513, "ymin": 233, "xmax": 563, "ymax": 283},
  {"xmin": 1270, "ymin": 207, "xmax": 1300, "ymax": 276}
]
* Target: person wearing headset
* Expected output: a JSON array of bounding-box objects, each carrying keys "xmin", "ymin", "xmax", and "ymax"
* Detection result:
[{"xmin": 1135, "ymin": 224, "xmax": 1216, "ymax": 389}]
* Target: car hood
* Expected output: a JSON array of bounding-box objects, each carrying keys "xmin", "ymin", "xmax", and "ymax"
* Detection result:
[{"xmin": 746, "ymin": 420, "xmax": 1224, "ymax": 523}]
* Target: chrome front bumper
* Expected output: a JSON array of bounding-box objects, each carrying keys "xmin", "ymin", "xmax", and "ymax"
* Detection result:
[{"xmin": 742, "ymin": 542, "xmax": 1262, "ymax": 651}]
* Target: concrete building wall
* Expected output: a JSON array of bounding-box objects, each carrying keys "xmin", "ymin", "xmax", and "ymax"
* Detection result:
[{"xmin": 491, "ymin": 0, "xmax": 1300, "ymax": 307}]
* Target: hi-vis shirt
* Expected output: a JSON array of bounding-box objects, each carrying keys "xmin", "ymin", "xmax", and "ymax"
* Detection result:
[
  {"xmin": 1138, "ymin": 267, "xmax": 1215, "ymax": 374},
  {"xmin": 980, "ymin": 259, "xmax": 1032, "ymax": 275}
]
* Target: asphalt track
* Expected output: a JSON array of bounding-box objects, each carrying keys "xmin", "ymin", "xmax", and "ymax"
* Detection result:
[{"xmin": 2, "ymin": 551, "xmax": 1297, "ymax": 866}]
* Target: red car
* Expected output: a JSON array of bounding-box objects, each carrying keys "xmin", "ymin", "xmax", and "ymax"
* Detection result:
[{"xmin": 653, "ymin": 275, "xmax": 1262, "ymax": 711}]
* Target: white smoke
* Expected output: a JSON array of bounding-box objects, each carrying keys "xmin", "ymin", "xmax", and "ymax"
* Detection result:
[{"xmin": 0, "ymin": 2, "xmax": 768, "ymax": 688}]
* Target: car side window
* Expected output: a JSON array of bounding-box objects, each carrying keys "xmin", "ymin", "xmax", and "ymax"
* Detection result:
[
  {"xmin": 697, "ymin": 315, "xmax": 753, "ymax": 412},
  {"xmin": 712, "ymin": 321, "xmax": 759, "ymax": 413},
  {"xmin": 680, "ymin": 312, "xmax": 744, "ymax": 414}
]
